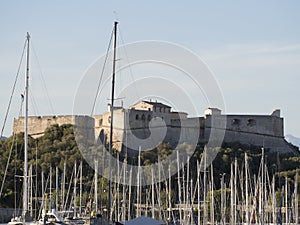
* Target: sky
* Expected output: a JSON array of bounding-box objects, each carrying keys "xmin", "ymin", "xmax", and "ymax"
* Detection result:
[{"xmin": 0, "ymin": 1, "xmax": 300, "ymax": 137}]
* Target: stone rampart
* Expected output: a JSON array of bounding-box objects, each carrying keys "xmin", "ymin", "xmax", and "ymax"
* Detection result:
[{"xmin": 12, "ymin": 102, "xmax": 297, "ymax": 155}]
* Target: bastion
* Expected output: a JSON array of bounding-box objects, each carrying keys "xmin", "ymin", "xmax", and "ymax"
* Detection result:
[{"xmin": 13, "ymin": 101, "xmax": 299, "ymax": 155}]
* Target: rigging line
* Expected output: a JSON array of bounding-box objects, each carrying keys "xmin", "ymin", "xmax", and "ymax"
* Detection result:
[
  {"xmin": 65, "ymin": 165, "xmax": 75, "ymax": 212},
  {"xmin": 0, "ymin": 39, "xmax": 27, "ymax": 138},
  {"xmin": 37, "ymin": 173, "xmax": 50, "ymax": 220},
  {"xmin": 0, "ymin": 132, "xmax": 16, "ymax": 198},
  {"xmin": 29, "ymin": 91, "xmax": 40, "ymax": 116},
  {"xmin": 90, "ymin": 28, "xmax": 114, "ymax": 116},
  {"xmin": 0, "ymin": 96, "xmax": 24, "ymax": 198},
  {"xmin": 31, "ymin": 41, "xmax": 55, "ymax": 115},
  {"xmin": 119, "ymin": 27, "xmax": 140, "ymax": 101}
]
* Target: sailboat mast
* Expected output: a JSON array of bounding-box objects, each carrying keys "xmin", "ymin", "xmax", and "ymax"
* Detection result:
[
  {"xmin": 108, "ymin": 20, "xmax": 118, "ymax": 222},
  {"xmin": 23, "ymin": 32, "xmax": 30, "ymax": 221}
]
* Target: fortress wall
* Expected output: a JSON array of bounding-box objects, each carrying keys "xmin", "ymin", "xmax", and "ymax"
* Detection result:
[
  {"xmin": 225, "ymin": 115, "xmax": 283, "ymax": 137},
  {"xmin": 204, "ymin": 114, "xmax": 284, "ymax": 138},
  {"xmin": 73, "ymin": 115, "xmax": 95, "ymax": 141},
  {"xmin": 13, "ymin": 115, "xmax": 94, "ymax": 139},
  {"xmin": 203, "ymin": 113, "xmax": 293, "ymax": 153},
  {"xmin": 12, "ymin": 104, "xmax": 294, "ymax": 155},
  {"xmin": 222, "ymin": 129, "xmax": 295, "ymax": 153},
  {"xmin": 100, "ymin": 109, "xmax": 125, "ymax": 129},
  {"xmin": 126, "ymin": 109, "xmax": 154, "ymax": 129},
  {"xmin": 116, "ymin": 117, "xmax": 201, "ymax": 154},
  {"xmin": 123, "ymin": 109, "xmax": 188, "ymax": 130},
  {"xmin": 124, "ymin": 109, "xmax": 185, "ymax": 129},
  {"xmin": 13, "ymin": 115, "xmax": 74, "ymax": 138},
  {"xmin": 95, "ymin": 109, "xmax": 125, "ymax": 149},
  {"xmin": 119, "ymin": 123, "xmax": 201, "ymax": 156},
  {"xmin": 204, "ymin": 122, "xmax": 293, "ymax": 153},
  {"xmin": 93, "ymin": 114, "xmax": 103, "ymax": 141}
]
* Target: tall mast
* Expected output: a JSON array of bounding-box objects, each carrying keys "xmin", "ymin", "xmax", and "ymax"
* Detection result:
[
  {"xmin": 245, "ymin": 153, "xmax": 249, "ymax": 225},
  {"xmin": 203, "ymin": 147, "xmax": 207, "ymax": 225},
  {"xmin": 108, "ymin": 20, "xmax": 118, "ymax": 222},
  {"xmin": 95, "ymin": 160, "xmax": 98, "ymax": 213},
  {"xmin": 261, "ymin": 147, "xmax": 265, "ymax": 225},
  {"xmin": 23, "ymin": 32, "xmax": 30, "ymax": 222}
]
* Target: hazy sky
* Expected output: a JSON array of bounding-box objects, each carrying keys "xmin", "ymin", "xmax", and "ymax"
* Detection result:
[{"xmin": 0, "ymin": 1, "xmax": 299, "ymax": 137}]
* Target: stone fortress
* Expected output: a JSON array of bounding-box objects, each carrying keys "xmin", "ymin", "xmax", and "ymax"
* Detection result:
[{"xmin": 13, "ymin": 100, "xmax": 299, "ymax": 155}]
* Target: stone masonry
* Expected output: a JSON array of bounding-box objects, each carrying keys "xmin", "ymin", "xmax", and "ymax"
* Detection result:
[{"xmin": 13, "ymin": 100, "xmax": 299, "ymax": 155}]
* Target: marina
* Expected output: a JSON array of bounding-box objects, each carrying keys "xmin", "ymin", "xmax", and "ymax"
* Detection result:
[
  {"xmin": 1, "ymin": 4, "xmax": 300, "ymax": 225},
  {"xmin": 0, "ymin": 28, "xmax": 300, "ymax": 225}
]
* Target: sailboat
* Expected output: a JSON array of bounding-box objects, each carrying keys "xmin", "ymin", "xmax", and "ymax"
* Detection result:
[{"xmin": 8, "ymin": 32, "xmax": 31, "ymax": 225}]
